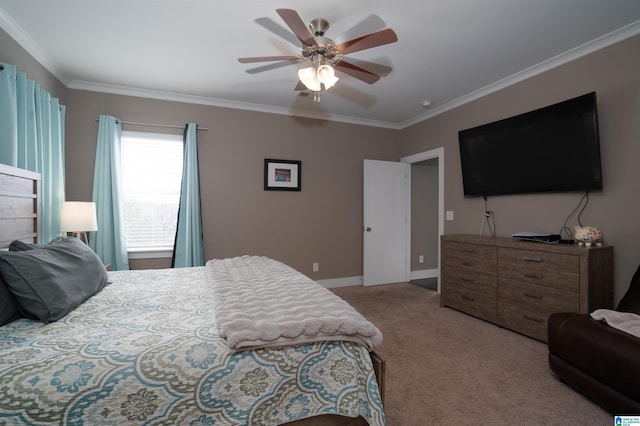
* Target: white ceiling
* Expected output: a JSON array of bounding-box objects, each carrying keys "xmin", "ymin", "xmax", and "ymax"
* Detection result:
[{"xmin": 2, "ymin": 0, "xmax": 640, "ymax": 129}]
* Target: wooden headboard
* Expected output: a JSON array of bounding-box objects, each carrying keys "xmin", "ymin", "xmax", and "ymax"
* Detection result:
[{"xmin": 0, "ymin": 163, "xmax": 41, "ymax": 249}]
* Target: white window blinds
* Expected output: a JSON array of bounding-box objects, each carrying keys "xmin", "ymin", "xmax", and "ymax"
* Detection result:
[{"xmin": 121, "ymin": 131, "xmax": 183, "ymax": 249}]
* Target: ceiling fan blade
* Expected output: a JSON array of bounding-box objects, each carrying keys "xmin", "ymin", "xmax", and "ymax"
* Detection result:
[
  {"xmin": 255, "ymin": 17, "xmax": 301, "ymax": 47},
  {"xmin": 343, "ymin": 57, "xmax": 393, "ymax": 77},
  {"xmin": 276, "ymin": 8, "xmax": 316, "ymax": 47},
  {"xmin": 334, "ymin": 60, "xmax": 381, "ymax": 84},
  {"xmin": 294, "ymin": 80, "xmax": 307, "ymax": 91},
  {"xmin": 238, "ymin": 55, "xmax": 299, "ymax": 64},
  {"xmin": 334, "ymin": 14, "xmax": 386, "ymax": 43},
  {"xmin": 335, "ymin": 28, "xmax": 398, "ymax": 55},
  {"xmin": 246, "ymin": 59, "xmax": 300, "ymax": 74}
]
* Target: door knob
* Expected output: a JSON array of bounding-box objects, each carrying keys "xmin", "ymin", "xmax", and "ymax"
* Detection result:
[{"xmin": 365, "ymin": 227, "xmax": 372, "ymax": 232}]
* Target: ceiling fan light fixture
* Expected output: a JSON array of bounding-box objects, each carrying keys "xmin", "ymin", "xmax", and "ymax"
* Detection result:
[
  {"xmin": 317, "ymin": 64, "xmax": 338, "ymax": 89},
  {"xmin": 299, "ymin": 63, "xmax": 338, "ymax": 92},
  {"xmin": 298, "ymin": 66, "xmax": 321, "ymax": 91}
]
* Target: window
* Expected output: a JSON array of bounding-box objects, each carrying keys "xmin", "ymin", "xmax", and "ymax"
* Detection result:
[{"xmin": 121, "ymin": 131, "xmax": 183, "ymax": 255}]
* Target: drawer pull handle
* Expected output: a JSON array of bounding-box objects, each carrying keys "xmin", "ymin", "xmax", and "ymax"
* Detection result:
[
  {"xmin": 523, "ymin": 314, "xmax": 543, "ymax": 324},
  {"xmin": 524, "ymin": 292, "xmax": 543, "ymax": 300},
  {"xmin": 461, "ymin": 295, "xmax": 475, "ymax": 302},
  {"xmin": 461, "ymin": 247, "xmax": 475, "ymax": 253},
  {"xmin": 524, "ymin": 272, "xmax": 543, "ymax": 279},
  {"xmin": 461, "ymin": 276, "xmax": 475, "ymax": 283},
  {"xmin": 461, "ymin": 261, "xmax": 475, "ymax": 267},
  {"xmin": 523, "ymin": 256, "xmax": 543, "ymax": 263}
]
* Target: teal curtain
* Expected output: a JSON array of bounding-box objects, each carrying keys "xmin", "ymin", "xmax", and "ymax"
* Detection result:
[
  {"xmin": 0, "ymin": 62, "xmax": 65, "ymax": 242},
  {"xmin": 34, "ymin": 87, "xmax": 65, "ymax": 242},
  {"xmin": 90, "ymin": 115, "xmax": 129, "ymax": 270},
  {"xmin": 0, "ymin": 64, "xmax": 18, "ymax": 166},
  {"xmin": 172, "ymin": 122, "xmax": 204, "ymax": 267}
]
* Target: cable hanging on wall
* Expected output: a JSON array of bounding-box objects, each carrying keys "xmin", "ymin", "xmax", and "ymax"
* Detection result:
[
  {"xmin": 480, "ymin": 195, "xmax": 496, "ymax": 237},
  {"xmin": 559, "ymin": 192, "xmax": 590, "ymax": 239}
]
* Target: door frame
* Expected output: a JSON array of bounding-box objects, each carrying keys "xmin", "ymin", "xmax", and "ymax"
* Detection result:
[{"xmin": 401, "ymin": 147, "xmax": 444, "ymax": 292}]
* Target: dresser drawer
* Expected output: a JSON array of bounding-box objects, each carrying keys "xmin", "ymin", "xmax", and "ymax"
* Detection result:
[
  {"xmin": 498, "ymin": 277, "xmax": 578, "ymax": 312},
  {"xmin": 498, "ymin": 299, "xmax": 550, "ymax": 342},
  {"xmin": 498, "ymin": 248, "xmax": 579, "ymax": 274},
  {"xmin": 443, "ymin": 267, "xmax": 496, "ymax": 296},
  {"xmin": 444, "ymin": 241, "xmax": 497, "ymax": 273},
  {"xmin": 444, "ymin": 252, "xmax": 496, "ymax": 275},
  {"xmin": 443, "ymin": 286, "xmax": 497, "ymax": 323},
  {"xmin": 499, "ymin": 263, "xmax": 579, "ymax": 292}
]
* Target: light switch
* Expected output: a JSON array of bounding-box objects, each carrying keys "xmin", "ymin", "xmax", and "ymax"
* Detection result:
[{"xmin": 446, "ymin": 210, "xmax": 454, "ymax": 221}]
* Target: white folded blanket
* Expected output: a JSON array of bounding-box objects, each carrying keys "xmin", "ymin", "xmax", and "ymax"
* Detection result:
[
  {"xmin": 207, "ymin": 256, "xmax": 383, "ymax": 352},
  {"xmin": 590, "ymin": 309, "xmax": 640, "ymax": 339}
]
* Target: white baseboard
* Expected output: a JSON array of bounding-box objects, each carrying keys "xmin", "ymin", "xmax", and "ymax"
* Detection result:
[
  {"xmin": 410, "ymin": 268, "xmax": 439, "ymax": 280},
  {"xmin": 316, "ymin": 270, "xmax": 439, "ymax": 289},
  {"xmin": 316, "ymin": 276, "xmax": 363, "ymax": 289}
]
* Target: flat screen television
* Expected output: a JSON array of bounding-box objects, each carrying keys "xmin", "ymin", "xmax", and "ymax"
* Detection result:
[{"xmin": 458, "ymin": 92, "xmax": 602, "ymax": 197}]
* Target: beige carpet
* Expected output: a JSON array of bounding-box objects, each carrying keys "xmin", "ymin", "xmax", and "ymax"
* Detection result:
[{"xmin": 329, "ymin": 283, "xmax": 613, "ymax": 426}]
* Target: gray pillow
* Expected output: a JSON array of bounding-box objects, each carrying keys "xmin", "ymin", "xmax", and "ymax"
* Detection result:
[
  {"xmin": 0, "ymin": 273, "xmax": 22, "ymax": 326},
  {"xmin": 0, "ymin": 237, "xmax": 108, "ymax": 322},
  {"xmin": 9, "ymin": 240, "xmax": 45, "ymax": 251}
]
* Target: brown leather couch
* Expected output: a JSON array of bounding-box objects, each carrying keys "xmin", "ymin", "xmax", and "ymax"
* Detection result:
[{"xmin": 548, "ymin": 264, "xmax": 640, "ymax": 415}]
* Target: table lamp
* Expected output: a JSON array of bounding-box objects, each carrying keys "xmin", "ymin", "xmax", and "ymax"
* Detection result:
[{"xmin": 60, "ymin": 201, "xmax": 98, "ymax": 244}]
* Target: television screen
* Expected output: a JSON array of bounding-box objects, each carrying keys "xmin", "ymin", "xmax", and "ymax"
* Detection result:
[{"xmin": 458, "ymin": 92, "xmax": 602, "ymax": 197}]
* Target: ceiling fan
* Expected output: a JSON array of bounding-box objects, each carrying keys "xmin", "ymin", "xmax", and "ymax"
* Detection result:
[{"xmin": 238, "ymin": 8, "xmax": 398, "ymax": 103}]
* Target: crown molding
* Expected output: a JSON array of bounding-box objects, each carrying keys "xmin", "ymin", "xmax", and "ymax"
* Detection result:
[
  {"xmin": 0, "ymin": 6, "xmax": 69, "ymax": 85},
  {"xmin": 68, "ymin": 80, "xmax": 402, "ymax": 129},
  {"xmin": 400, "ymin": 19, "xmax": 640, "ymax": 129}
]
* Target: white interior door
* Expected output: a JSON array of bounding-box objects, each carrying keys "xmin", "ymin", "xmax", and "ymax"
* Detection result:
[{"xmin": 363, "ymin": 159, "xmax": 410, "ymax": 286}]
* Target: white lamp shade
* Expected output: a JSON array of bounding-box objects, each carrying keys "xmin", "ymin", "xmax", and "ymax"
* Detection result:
[
  {"xmin": 317, "ymin": 64, "xmax": 338, "ymax": 88},
  {"xmin": 60, "ymin": 202, "xmax": 98, "ymax": 232},
  {"xmin": 320, "ymin": 73, "xmax": 338, "ymax": 89},
  {"xmin": 298, "ymin": 66, "xmax": 321, "ymax": 92}
]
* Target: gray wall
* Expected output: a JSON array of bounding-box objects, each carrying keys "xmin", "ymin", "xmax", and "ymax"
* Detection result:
[
  {"xmin": 64, "ymin": 90, "xmax": 400, "ymax": 279},
  {"xmin": 411, "ymin": 159, "xmax": 439, "ymax": 271},
  {"xmin": 399, "ymin": 34, "xmax": 640, "ymax": 305}
]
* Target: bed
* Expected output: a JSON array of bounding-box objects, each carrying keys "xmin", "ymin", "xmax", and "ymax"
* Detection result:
[{"xmin": 0, "ymin": 164, "xmax": 386, "ymax": 425}]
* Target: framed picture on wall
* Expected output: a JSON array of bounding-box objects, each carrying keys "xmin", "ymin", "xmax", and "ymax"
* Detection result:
[{"xmin": 264, "ymin": 159, "xmax": 301, "ymax": 191}]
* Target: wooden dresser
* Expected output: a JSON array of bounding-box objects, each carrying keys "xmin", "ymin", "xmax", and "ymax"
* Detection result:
[{"xmin": 441, "ymin": 234, "xmax": 613, "ymax": 342}]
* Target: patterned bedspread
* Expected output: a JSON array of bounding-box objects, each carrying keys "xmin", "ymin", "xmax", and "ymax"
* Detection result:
[{"xmin": 0, "ymin": 266, "xmax": 385, "ymax": 425}]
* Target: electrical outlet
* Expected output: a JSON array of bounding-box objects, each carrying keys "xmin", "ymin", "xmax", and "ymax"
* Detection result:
[
  {"xmin": 419, "ymin": 255, "xmax": 424, "ymax": 264},
  {"xmin": 313, "ymin": 262, "xmax": 319, "ymax": 272}
]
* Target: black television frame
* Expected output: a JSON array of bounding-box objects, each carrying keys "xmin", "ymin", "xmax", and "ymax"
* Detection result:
[{"xmin": 458, "ymin": 92, "xmax": 602, "ymax": 197}]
